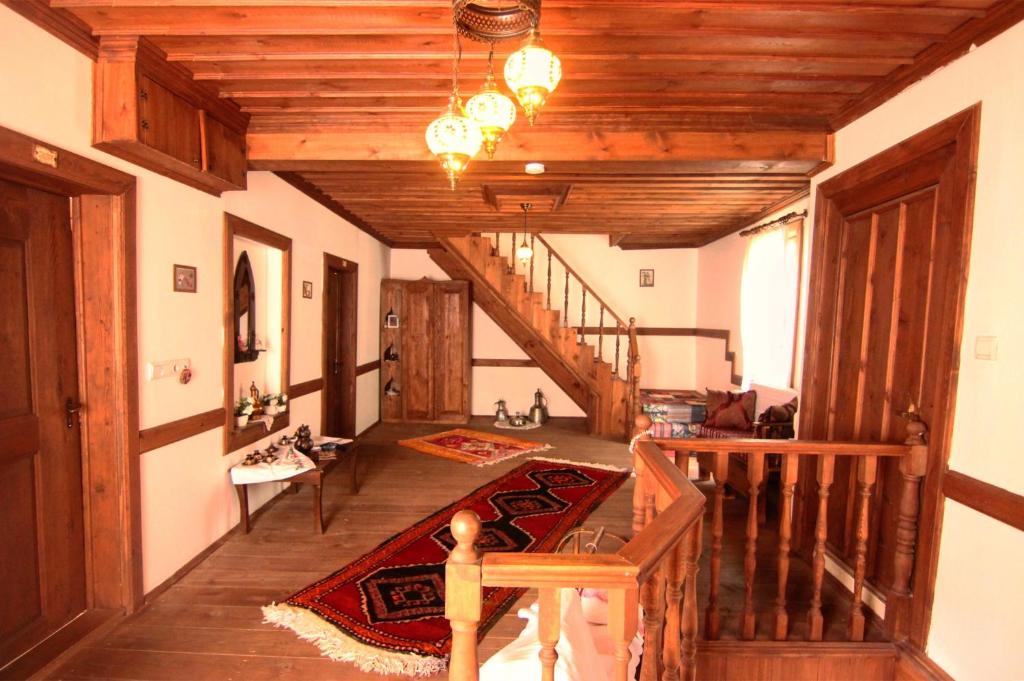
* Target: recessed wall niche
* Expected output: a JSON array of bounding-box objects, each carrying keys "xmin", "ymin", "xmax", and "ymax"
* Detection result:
[{"xmin": 223, "ymin": 213, "xmax": 292, "ymax": 454}]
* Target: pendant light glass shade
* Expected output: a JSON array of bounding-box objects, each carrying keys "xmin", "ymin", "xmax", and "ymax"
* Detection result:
[
  {"xmin": 466, "ymin": 70, "xmax": 516, "ymax": 159},
  {"xmin": 425, "ymin": 95, "xmax": 483, "ymax": 190},
  {"xmin": 504, "ymin": 29, "xmax": 561, "ymax": 125},
  {"xmin": 516, "ymin": 235, "xmax": 533, "ymax": 264}
]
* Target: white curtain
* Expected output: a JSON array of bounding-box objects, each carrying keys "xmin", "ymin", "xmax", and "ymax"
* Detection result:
[{"xmin": 739, "ymin": 223, "xmax": 801, "ymax": 389}]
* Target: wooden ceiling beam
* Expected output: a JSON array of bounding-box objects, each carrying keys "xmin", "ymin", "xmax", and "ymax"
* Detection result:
[
  {"xmin": 247, "ymin": 128, "xmax": 833, "ymax": 165},
  {"xmin": 57, "ymin": 6, "xmax": 967, "ymax": 39}
]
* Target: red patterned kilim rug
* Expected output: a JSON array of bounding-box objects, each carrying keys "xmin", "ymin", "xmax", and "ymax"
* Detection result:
[
  {"xmin": 262, "ymin": 458, "xmax": 628, "ymax": 676},
  {"xmin": 397, "ymin": 428, "xmax": 552, "ymax": 466}
]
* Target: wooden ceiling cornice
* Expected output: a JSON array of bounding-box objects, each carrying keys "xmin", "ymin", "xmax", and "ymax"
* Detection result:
[{"xmin": 9, "ymin": 0, "xmax": 1024, "ymax": 248}]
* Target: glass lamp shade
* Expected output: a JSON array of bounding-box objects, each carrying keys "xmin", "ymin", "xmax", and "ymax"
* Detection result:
[
  {"xmin": 516, "ymin": 239, "xmax": 533, "ymax": 263},
  {"xmin": 466, "ymin": 74, "xmax": 516, "ymax": 159},
  {"xmin": 504, "ymin": 31, "xmax": 561, "ymax": 125},
  {"xmin": 425, "ymin": 96, "xmax": 484, "ymax": 189}
]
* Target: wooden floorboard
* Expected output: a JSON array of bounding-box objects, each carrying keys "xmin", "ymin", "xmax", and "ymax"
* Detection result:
[{"xmin": 44, "ymin": 418, "xmax": 882, "ymax": 680}]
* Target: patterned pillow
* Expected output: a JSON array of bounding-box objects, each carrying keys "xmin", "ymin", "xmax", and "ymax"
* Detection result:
[
  {"xmin": 759, "ymin": 396, "xmax": 798, "ymax": 424},
  {"xmin": 703, "ymin": 389, "xmax": 756, "ymax": 430}
]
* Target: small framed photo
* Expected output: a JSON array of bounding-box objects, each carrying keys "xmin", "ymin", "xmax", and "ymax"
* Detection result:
[
  {"xmin": 639, "ymin": 268, "xmax": 655, "ymax": 288},
  {"xmin": 385, "ymin": 313, "xmax": 400, "ymax": 328},
  {"xmin": 173, "ymin": 264, "xmax": 197, "ymax": 293},
  {"xmin": 302, "ymin": 281, "xmax": 314, "ymax": 299}
]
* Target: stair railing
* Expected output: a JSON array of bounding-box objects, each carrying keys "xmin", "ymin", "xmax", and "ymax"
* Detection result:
[
  {"xmin": 484, "ymin": 231, "xmax": 639, "ymax": 384},
  {"xmin": 637, "ymin": 410, "xmax": 929, "ymax": 643},
  {"xmin": 446, "ymin": 434, "xmax": 706, "ymax": 681}
]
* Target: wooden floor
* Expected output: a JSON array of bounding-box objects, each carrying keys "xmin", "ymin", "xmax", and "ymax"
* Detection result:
[{"xmin": 42, "ymin": 418, "xmax": 879, "ymax": 680}]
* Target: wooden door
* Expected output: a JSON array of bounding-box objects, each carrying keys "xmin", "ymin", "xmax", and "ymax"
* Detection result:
[
  {"xmin": 433, "ymin": 282, "xmax": 471, "ymax": 423},
  {"xmin": 798, "ymin": 108, "xmax": 978, "ymax": 625},
  {"xmin": 402, "ymin": 280, "xmax": 435, "ymax": 421},
  {"xmin": 0, "ymin": 178, "xmax": 87, "ymax": 669},
  {"xmin": 138, "ymin": 75, "xmax": 202, "ymax": 169},
  {"xmin": 323, "ymin": 258, "xmax": 357, "ymax": 438}
]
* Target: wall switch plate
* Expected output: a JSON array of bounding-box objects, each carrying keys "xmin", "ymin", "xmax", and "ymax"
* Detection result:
[
  {"xmin": 974, "ymin": 336, "xmax": 998, "ymax": 361},
  {"xmin": 147, "ymin": 358, "xmax": 191, "ymax": 380}
]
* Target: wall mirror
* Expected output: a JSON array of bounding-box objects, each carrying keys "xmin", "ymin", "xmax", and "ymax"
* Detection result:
[{"xmin": 223, "ymin": 213, "xmax": 292, "ymax": 454}]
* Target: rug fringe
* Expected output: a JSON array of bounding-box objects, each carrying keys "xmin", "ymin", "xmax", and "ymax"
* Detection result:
[
  {"xmin": 474, "ymin": 444, "xmax": 553, "ymax": 467},
  {"xmin": 530, "ymin": 455, "xmax": 630, "ymax": 473},
  {"xmin": 262, "ymin": 603, "xmax": 446, "ymax": 677}
]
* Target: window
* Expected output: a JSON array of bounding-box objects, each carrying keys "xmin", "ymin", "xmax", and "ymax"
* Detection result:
[{"xmin": 739, "ymin": 221, "xmax": 802, "ymax": 389}]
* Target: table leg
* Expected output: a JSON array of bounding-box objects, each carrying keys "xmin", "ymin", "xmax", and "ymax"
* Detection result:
[
  {"xmin": 236, "ymin": 485, "xmax": 250, "ymax": 534},
  {"xmin": 349, "ymin": 449, "xmax": 359, "ymax": 495},
  {"xmin": 313, "ymin": 480, "xmax": 324, "ymax": 534}
]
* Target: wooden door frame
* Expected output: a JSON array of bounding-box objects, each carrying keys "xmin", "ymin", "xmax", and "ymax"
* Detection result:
[
  {"xmin": 321, "ymin": 253, "xmax": 358, "ymax": 438},
  {"xmin": 0, "ymin": 126, "xmax": 142, "ymax": 651},
  {"xmin": 798, "ymin": 104, "xmax": 980, "ymax": 649}
]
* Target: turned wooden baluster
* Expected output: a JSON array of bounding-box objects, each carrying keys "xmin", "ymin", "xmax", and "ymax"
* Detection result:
[
  {"xmin": 529, "ymin": 234, "xmax": 536, "ymax": 292},
  {"xmin": 563, "ymin": 271, "xmax": 570, "ymax": 328},
  {"xmin": 631, "ymin": 416, "xmax": 653, "ymax": 535},
  {"xmin": 741, "ymin": 451, "xmax": 766, "ymax": 640},
  {"xmin": 609, "ymin": 588, "xmax": 639, "ymax": 681},
  {"xmin": 681, "ymin": 520, "xmax": 702, "ymax": 681},
  {"xmin": 885, "ymin": 412, "xmax": 928, "ymax": 641},
  {"xmin": 598, "ymin": 307, "xmax": 605, "ymax": 360},
  {"xmin": 546, "ymin": 249, "xmax": 552, "ymax": 308},
  {"xmin": 445, "ymin": 510, "xmax": 482, "ymax": 681},
  {"xmin": 774, "ymin": 453, "xmax": 799, "ymax": 640},
  {"xmin": 661, "ymin": 489, "xmax": 684, "ymax": 681},
  {"xmin": 538, "ymin": 587, "xmax": 561, "ymax": 681},
  {"xmin": 580, "ymin": 289, "xmax": 587, "ymax": 345},
  {"xmin": 704, "ymin": 451, "xmax": 728, "ymax": 640},
  {"xmin": 615, "ymin": 325, "xmax": 621, "ymax": 376},
  {"xmin": 641, "ymin": 562, "xmax": 667, "ymax": 681},
  {"xmin": 849, "ymin": 455, "xmax": 878, "ymax": 641},
  {"xmin": 494, "ymin": 231, "xmax": 500, "ymax": 257},
  {"xmin": 807, "ymin": 453, "xmax": 836, "ymax": 641}
]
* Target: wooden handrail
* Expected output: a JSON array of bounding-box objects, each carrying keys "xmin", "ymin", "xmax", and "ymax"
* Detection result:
[
  {"xmin": 536, "ymin": 234, "xmax": 630, "ymax": 331},
  {"xmin": 482, "ymin": 553, "xmax": 637, "ymax": 589},
  {"xmin": 650, "ymin": 436, "xmax": 911, "ymax": 457}
]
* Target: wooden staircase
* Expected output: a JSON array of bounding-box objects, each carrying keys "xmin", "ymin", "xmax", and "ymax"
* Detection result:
[{"xmin": 430, "ymin": 234, "xmax": 639, "ymax": 439}]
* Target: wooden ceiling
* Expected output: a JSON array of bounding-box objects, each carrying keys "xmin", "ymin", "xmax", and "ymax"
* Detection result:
[{"xmin": 13, "ymin": 1, "xmax": 1024, "ymax": 247}]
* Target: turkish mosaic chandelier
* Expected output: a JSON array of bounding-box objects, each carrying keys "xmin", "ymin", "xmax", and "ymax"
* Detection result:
[{"xmin": 425, "ymin": 1, "xmax": 562, "ymax": 188}]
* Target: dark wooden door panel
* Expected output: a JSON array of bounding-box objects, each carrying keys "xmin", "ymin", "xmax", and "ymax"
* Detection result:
[
  {"xmin": 138, "ymin": 75, "xmax": 201, "ymax": 169},
  {"xmin": 433, "ymin": 282, "xmax": 470, "ymax": 422},
  {"xmin": 323, "ymin": 261, "xmax": 357, "ymax": 438},
  {"xmin": 0, "ymin": 178, "xmax": 86, "ymax": 669},
  {"xmin": 402, "ymin": 281, "xmax": 434, "ymax": 421}
]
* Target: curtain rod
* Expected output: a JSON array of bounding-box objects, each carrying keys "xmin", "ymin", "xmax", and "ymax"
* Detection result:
[{"xmin": 739, "ymin": 209, "xmax": 808, "ymax": 238}]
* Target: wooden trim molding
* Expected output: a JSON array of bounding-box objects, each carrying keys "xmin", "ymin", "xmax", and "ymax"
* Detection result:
[
  {"xmin": 895, "ymin": 643, "xmax": 954, "ymax": 681},
  {"xmin": 356, "ymin": 359, "xmax": 381, "ymax": 376},
  {"xmin": 0, "ymin": 0, "xmax": 99, "ymax": 60},
  {"xmin": 138, "ymin": 408, "xmax": 224, "ymax": 454},
  {"xmin": 943, "ymin": 470, "xmax": 1024, "ymax": 532},
  {"xmin": 289, "ymin": 377, "xmax": 323, "ymax": 400},
  {"xmin": 473, "ymin": 358, "xmax": 538, "ymax": 368},
  {"xmin": 275, "ymin": 171, "xmax": 394, "ymax": 247}
]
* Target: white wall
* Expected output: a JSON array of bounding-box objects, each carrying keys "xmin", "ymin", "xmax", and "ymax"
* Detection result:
[
  {"xmin": 694, "ymin": 200, "xmax": 809, "ymax": 392},
  {"xmin": 390, "ymin": 237, "xmax": 699, "ymax": 417},
  {"xmin": 0, "ymin": 8, "xmax": 390, "ymax": 593},
  {"xmin": 803, "ymin": 23, "xmax": 1024, "ymax": 680}
]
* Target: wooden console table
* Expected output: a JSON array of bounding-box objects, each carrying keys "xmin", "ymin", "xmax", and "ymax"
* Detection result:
[{"xmin": 234, "ymin": 443, "xmax": 357, "ymax": 534}]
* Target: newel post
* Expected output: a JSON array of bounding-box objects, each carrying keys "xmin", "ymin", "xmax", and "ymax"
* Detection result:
[
  {"xmin": 632, "ymin": 414, "xmax": 654, "ymax": 536},
  {"xmin": 446, "ymin": 510, "xmax": 483, "ymax": 681},
  {"xmin": 885, "ymin": 408, "xmax": 928, "ymax": 642}
]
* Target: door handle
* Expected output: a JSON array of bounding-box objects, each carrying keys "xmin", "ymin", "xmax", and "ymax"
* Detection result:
[{"xmin": 65, "ymin": 398, "xmax": 82, "ymax": 429}]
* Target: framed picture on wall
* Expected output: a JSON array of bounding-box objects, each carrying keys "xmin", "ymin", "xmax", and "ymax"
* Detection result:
[
  {"xmin": 173, "ymin": 264, "xmax": 197, "ymax": 293},
  {"xmin": 639, "ymin": 269, "xmax": 655, "ymax": 288},
  {"xmin": 302, "ymin": 280, "xmax": 314, "ymax": 299}
]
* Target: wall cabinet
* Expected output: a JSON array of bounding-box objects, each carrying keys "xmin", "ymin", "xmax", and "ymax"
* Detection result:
[
  {"xmin": 381, "ymin": 279, "xmax": 471, "ymax": 424},
  {"xmin": 93, "ymin": 37, "xmax": 248, "ymax": 196}
]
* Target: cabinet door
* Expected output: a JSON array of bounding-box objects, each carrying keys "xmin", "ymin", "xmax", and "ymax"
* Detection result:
[
  {"xmin": 202, "ymin": 112, "xmax": 246, "ymax": 187},
  {"xmin": 401, "ymin": 281, "xmax": 434, "ymax": 422},
  {"xmin": 138, "ymin": 75, "xmax": 202, "ymax": 169},
  {"xmin": 433, "ymin": 282, "xmax": 471, "ymax": 422}
]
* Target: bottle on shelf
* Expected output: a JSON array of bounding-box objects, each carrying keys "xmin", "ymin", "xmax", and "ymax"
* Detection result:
[
  {"xmin": 384, "ymin": 344, "xmax": 399, "ymax": 361},
  {"xmin": 384, "ymin": 378, "xmax": 401, "ymax": 396}
]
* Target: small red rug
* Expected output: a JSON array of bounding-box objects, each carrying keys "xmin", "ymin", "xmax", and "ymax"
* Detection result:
[
  {"xmin": 397, "ymin": 428, "xmax": 552, "ymax": 466},
  {"xmin": 263, "ymin": 458, "xmax": 627, "ymax": 676}
]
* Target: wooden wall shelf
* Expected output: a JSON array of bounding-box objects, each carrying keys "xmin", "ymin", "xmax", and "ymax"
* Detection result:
[{"xmin": 93, "ymin": 36, "xmax": 248, "ymax": 196}]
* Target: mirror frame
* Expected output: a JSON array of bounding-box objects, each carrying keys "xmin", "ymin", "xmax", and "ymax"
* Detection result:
[
  {"xmin": 223, "ymin": 213, "xmax": 292, "ymax": 454},
  {"xmin": 233, "ymin": 250, "xmax": 259, "ymax": 363}
]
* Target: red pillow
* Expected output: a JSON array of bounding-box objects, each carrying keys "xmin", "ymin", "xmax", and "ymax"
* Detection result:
[{"xmin": 703, "ymin": 389, "xmax": 756, "ymax": 431}]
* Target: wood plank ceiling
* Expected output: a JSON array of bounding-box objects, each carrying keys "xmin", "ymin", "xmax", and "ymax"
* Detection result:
[{"xmin": 25, "ymin": 1, "xmax": 1024, "ymax": 247}]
